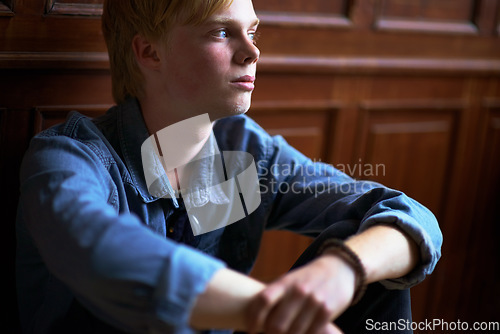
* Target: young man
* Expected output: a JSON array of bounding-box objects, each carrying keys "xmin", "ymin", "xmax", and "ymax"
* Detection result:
[{"xmin": 16, "ymin": 0, "xmax": 442, "ymax": 333}]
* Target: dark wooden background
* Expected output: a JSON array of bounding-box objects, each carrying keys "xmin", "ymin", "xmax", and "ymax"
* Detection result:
[{"xmin": 2, "ymin": 0, "xmax": 499, "ymax": 332}]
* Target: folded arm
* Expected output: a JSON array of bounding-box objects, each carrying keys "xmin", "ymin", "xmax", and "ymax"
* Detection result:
[
  {"xmin": 189, "ymin": 224, "xmax": 419, "ymax": 333},
  {"xmin": 241, "ymin": 224, "xmax": 418, "ymax": 334}
]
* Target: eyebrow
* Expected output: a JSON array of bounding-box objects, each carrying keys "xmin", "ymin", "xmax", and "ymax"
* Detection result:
[{"xmin": 205, "ymin": 17, "xmax": 260, "ymax": 28}]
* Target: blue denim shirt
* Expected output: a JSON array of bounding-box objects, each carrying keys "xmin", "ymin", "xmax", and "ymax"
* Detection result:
[{"xmin": 16, "ymin": 98, "xmax": 442, "ymax": 334}]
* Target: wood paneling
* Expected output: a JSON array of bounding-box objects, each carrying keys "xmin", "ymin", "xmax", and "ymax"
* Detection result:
[
  {"xmin": 474, "ymin": 0, "xmax": 499, "ymax": 35},
  {"xmin": 252, "ymin": 73, "xmax": 335, "ymax": 102},
  {"xmin": 497, "ymin": 3, "xmax": 500, "ymax": 34},
  {"xmin": 379, "ymin": 0, "xmax": 476, "ymax": 21},
  {"xmin": 0, "ymin": 0, "xmax": 105, "ymax": 53},
  {"xmin": 258, "ymin": 56, "xmax": 500, "ymax": 75},
  {"xmin": 376, "ymin": 0, "xmax": 481, "ymax": 35},
  {"xmin": 249, "ymin": 108, "xmax": 331, "ymax": 160},
  {"xmin": 254, "ymin": 0, "xmax": 348, "ymax": 14},
  {"xmin": 250, "ymin": 230, "xmax": 313, "ymax": 282},
  {"xmin": 34, "ymin": 105, "xmax": 109, "ymax": 133},
  {"xmin": 2, "ymin": 0, "xmax": 500, "ymax": 332},
  {"xmin": 0, "ymin": 69, "xmax": 113, "ymax": 109},
  {"xmin": 463, "ymin": 101, "xmax": 500, "ymax": 321},
  {"xmin": 356, "ymin": 101, "xmax": 460, "ymax": 215},
  {"xmin": 45, "ymin": 0, "xmax": 103, "ymax": 16},
  {"xmin": 253, "ymin": 0, "xmax": 351, "ymax": 28},
  {"xmin": 0, "ymin": 0, "xmax": 14, "ymax": 15},
  {"xmin": 248, "ymin": 104, "xmax": 334, "ymax": 282},
  {"xmin": 374, "ymin": 0, "xmax": 500, "ymax": 35}
]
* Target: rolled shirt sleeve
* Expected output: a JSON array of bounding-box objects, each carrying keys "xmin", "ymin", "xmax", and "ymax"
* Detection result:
[
  {"xmin": 257, "ymin": 133, "xmax": 442, "ymax": 290},
  {"xmin": 18, "ymin": 132, "xmax": 226, "ymax": 333}
]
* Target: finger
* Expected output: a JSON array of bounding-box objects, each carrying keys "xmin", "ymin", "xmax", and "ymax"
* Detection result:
[
  {"xmin": 264, "ymin": 286, "xmax": 309, "ymax": 334},
  {"xmin": 246, "ymin": 284, "xmax": 285, "ymax": 334},
  {"xmin": 286, "ymin": 297, "xmax": 320, "ymax": 334},
  {"xmin": 304, "ymin": 302, "xmax": 336, "ymax": 334}
]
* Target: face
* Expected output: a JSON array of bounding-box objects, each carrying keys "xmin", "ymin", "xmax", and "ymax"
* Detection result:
[{"xmin": 158, "ymin": 0, "xmax": 260, "ymax": 121}]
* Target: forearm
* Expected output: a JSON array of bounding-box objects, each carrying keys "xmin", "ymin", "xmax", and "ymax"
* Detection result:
[
  {"xmin": 189, "ymin": 268, "xmax": 265, "ymax": 331},
  {"xmin": 189, "ymin": 225, "xmax": 420, "ymax": 332},
  {"xmin": 345, "ymin": 224, "xmax": 420, "ymax": 284}
]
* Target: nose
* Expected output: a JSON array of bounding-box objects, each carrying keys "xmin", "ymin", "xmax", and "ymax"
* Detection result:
[{"xmin": 234, "ymin": 37, "xmax": 260, "ymax": 65}]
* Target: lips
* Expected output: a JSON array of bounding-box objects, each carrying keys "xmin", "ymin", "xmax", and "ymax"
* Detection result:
[
  {"xmin": 233, "ymin": 75, "xmax": 255, "ymax": 83},
  {"xmin": 231, "ymin": 75, "xmax": 256, "ymax": 91}
]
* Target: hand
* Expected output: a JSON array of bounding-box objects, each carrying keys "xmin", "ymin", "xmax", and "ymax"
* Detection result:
[{"xmin": 245, "ymin": 254, "xmax": 356, "ymax": 334}]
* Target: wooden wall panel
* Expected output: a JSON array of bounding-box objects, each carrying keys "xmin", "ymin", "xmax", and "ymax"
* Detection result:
[
  {"xmin": 440, "ymin": 99, "xmax": 500, "ymax": 323},
  {"xmin": 0, "ymin": 0, "xmax": 14, "ymax": 15},
  {"xmin": 497, "ymin": 1, "xmax": 500, "ymax": 34},
  {"xmin": 249, "ymin": 110, "xmax": 330, "ymax": 160},
  {"xmin": 45, "ymin": 0, "xmax": 103, "ymax": 16},
  {"xmin": 474, "ymin": 0, "xmax": 500, "ymax": 35},
  {"xmin": 355, "ymin": 103, "xmax": 459, "ymax": 215},
  {"xmin": 376, "ymin": 0, "xmax": 481, "ymax": 35},
  {"xmin": 460, "ymin": 101, "xmax": 500, "ymax": 321},
  {"xmin": 252, "ymin": 0, "xmax": 351, "ymax": 27},
  {"xmin": 352, "ymin": 100, "xmax": 460, "ymax": 324},
  {"xmin": 253, "ymin": 0, "xmax": 347, "ymax": 14},
  {"xmin": 379, "ymin": 0, "xmax": 475, "ymax": 21},
  {"xmin": 0, "ymin": 70, "xmax": 114, "ymax": 109},
  {"xmin": 248, "ymin": 105, "xmax": 334, "ymax": 281},
  {"xmin": 253, "ymin": 74, "xmax": 335, "ymax": 102},
  {"xmin": 34, "ymin": 105, "xmax": 109, "ymax": 133},
  {"xmin": 350, "ymin": 76, "xmax": 478, "ymax": 323},
  {"xmin": 250, "ymin": 231, "xmax": 313, "ymax": 282}
]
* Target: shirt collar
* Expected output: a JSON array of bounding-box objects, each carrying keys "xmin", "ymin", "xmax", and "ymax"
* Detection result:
[
  {"xmin": 115, "ymin": 97, "xmax": 228, "ymax": 208},
  {"xmin": 177, "ymin": 133, "xmax": 231, "ymax": 209},
  {"xmin": 116, "ymin": 97, "xmax": 178, "ymax": 205}
]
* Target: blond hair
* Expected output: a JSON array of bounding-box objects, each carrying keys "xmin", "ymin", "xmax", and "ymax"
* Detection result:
[{"xmin": 102, "ymin": 0, "xmax": 233, "ymax": 104}]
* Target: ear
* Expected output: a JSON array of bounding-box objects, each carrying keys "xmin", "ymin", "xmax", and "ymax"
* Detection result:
[{"xmin": 132, "ymin": 34, "xmax": 161, "ymax": 71}]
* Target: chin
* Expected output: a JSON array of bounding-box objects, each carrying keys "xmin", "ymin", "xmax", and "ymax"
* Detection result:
[
  {"xmin": 211, "ymin": 99, "xmax": 251, "ymax": 120},
  {"xmin": 231, "ymin": 104, "xmax": 251, "ymax": 118}
]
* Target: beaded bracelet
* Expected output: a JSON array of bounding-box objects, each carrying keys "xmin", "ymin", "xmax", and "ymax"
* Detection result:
[{"xmin": 317, "ymin": 239, "xmax": 367, "ymax": 305}]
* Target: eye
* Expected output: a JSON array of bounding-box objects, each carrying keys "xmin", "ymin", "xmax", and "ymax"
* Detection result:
[
  {"xmin": 212, "ymin": 29, "xmax": 228, "ymax": 39},
  {"xmin": 249, "ymin": 31, "xmax": 260, "ymax": 44}
]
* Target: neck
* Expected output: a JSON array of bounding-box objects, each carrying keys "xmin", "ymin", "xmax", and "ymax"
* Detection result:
[{"xmin": 139, "ymin": 96, "xmax": 214, "ymax": 175}]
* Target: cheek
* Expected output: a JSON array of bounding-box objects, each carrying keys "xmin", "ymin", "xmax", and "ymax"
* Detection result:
[{"xmin": 169, "ymin": 47, "xmax": 228, "ymax": 98}]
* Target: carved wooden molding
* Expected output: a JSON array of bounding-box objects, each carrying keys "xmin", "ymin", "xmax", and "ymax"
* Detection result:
[
  {"xmin": 1, "ymin": 52, "xmax": 499, "ymax": 76},
  {"xmin": 0, "ymin": 51, "xmax": 109, "ymax": 69},
  {"xmin": 473, "ymin": 0, "xmax": 499, "ymax": 36},
  {"xmin": 45, "ymin": 0, "xmax": 103, "ymax": 16},
  {"xmin": 257, "ymin": 11, "xmax": 351, "ymax": 29},
  {"xmin": 258, "ymin": 56, "xmax": 500, "ymax": 75},
  {"xmin": 0, "ymin": 0, "xmax": 14, "ymax": 16},
  {"xmin": 34, "ymin": 105, "xmax": 110, "ymax": 134},
  {"xmin": 251, "ymin": 100, "xmax": 341, "ymax": 113},
  {"xmin": 483, "ymin": 98, "xmax": 500, "ymax": 110},
  {"xmin": 375, "ymin": 18, "xmax": 478, "ymax": 35},
  {"xmin": 359, "ymin": 99, "xmax": 468, "ymax": 112},
  {"xmin": 373, "ymin": 0, "xmax": 498, "ymax": 36},
  {"xmin": 254, "ymin": 0, "xmax": 352, "ymax": 28},
  {"xmin": 491, "ymin": 115, "xmax": 500, "ymax": 129}
]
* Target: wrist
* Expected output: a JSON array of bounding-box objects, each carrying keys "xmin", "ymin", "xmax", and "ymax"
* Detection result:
[{"xmin": 318, "ymin": 239, "xmax": 367, "ymax": 305}]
